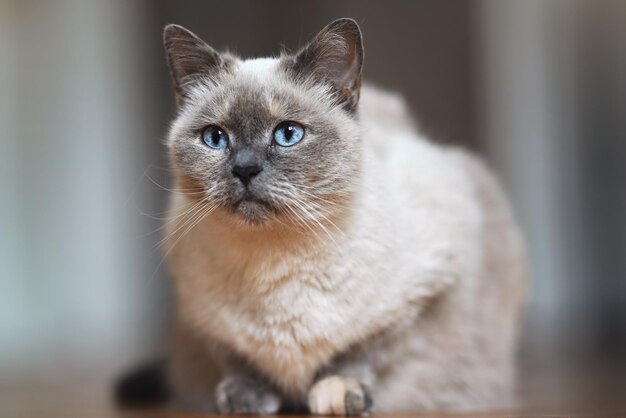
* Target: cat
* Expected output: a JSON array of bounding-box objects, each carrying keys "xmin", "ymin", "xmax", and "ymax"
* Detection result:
[{"xmin": 152, "ymin": 18, "xmax": 527, "ymax": 415}]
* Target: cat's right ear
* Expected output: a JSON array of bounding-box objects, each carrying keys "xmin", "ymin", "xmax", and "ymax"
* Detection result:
[
  {"xmin": 288, "ymin": 18, "xmax": 364, "ymax": 113},
  {"xmin": 163, "ymin": 24, "xmax": 225, "ymax": 104}
]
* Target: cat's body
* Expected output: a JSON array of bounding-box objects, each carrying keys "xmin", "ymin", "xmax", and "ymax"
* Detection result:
[{"xmin": 158, "ymin": 20, "xmax": 527, "ymax": 415}]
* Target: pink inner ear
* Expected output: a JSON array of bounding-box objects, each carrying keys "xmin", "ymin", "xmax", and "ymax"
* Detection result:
[
  {"xmin": 333, "ymin": 39, "xmax": 360, "ymax": 89},
  {"xmin": 288, "ymin": 19, "xmax": 364, "ymax": 111},
  {"xmin": 306, "ymin": 34, "xmax": 361, "ymax": 95},
  {"xmin": 164, "ymin": 24, "xmax": 225, "ymax": 96},
  {"xmin": 320, "ymin": 31, "xmax": 362, "ymax": 110}
]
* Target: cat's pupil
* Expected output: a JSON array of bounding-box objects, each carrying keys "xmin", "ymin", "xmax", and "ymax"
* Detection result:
[
  {"xmin": 284, "ymin": 126, "xmax": 293, "ymax": 141},
  {"xmin": 212, "ymin": 130, "xmax": 221, "ymax": 144}
]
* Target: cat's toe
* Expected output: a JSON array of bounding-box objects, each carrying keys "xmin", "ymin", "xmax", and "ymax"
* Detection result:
[
  {"xmin": 308, "ymin": 376, "xmax": 372, "ymax": 416},
  {"xmin": 215, "ymin": 375, "xmax": 281, "ymax": 415}
]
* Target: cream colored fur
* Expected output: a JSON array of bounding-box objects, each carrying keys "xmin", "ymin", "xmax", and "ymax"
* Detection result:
[{"xmin": 165, "ymin": 82, "xmax": 527, "ymax": 412}]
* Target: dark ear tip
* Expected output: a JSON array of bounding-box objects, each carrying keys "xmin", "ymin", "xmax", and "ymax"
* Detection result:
[
  {"xmin": 163, "ymin": 24, "xmax": 195, "ymax": 44},
  {"xmin": 163, "ymin": 24, "xmax": 182, "ymax": 36},
  {"xmin": 327, "ymin": 18, "xmax": 362, "ymax": 37}
]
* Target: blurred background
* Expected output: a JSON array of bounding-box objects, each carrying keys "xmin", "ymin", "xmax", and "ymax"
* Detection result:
[{"xmin": 1, "ymin": 0, "xmax": 625, "ymax": 410}]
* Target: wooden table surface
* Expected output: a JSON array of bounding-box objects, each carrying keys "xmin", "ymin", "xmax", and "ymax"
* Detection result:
[
  {"xmin": 0, "ymin": 382, "xmax": 553, "ymax": 418},
  {"xmin": 0, "ymin": 386, "xmax": 614, "ymax": 418},
  {"xmin": 2, "ymin": 371, "xmax": 624, "ymax": 417}
]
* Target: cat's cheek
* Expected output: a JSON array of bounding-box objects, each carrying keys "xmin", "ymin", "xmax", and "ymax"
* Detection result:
[{"xmin": 176, "ymin": 174, "xmax": 206, "ymax": 202}]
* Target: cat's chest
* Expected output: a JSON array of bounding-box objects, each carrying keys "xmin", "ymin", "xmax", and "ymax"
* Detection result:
[
  {"xmin": 210, "ymin": 273, "xmax": 351, "ymax": 394},
  {"xmin": 172, "ymin": 221, "xmax": 447, "ymax": 395}
]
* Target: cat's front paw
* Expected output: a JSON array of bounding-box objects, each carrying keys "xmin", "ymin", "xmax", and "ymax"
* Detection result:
[
  {"xmin": 215, "ymin": 375, "xmax": 281, "ymax": 415},
  {"xmin": 308, "ymin": 376, "xmax": 372, "ymax": 416}
]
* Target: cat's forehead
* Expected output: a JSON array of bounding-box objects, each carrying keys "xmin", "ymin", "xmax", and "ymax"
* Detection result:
[
  {"xmin": 236, "ymin": 57, "xmax": 281, "ymax": 78},
  {"xmin": 187, "ymin": 56, "xmax": 324, "ymax": 127},
  {"xmin": 227, "ymin": 57, "xmax": 289, "ymax": 111}
]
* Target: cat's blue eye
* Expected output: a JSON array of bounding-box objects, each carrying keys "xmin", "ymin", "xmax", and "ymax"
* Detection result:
[
  {"xmin": 202, "ymin": 125, "xmax": 229, "ymax": 150},
  {"xmin": 273, "ymin": 122, "xmax": 305, "ymax": 147}
]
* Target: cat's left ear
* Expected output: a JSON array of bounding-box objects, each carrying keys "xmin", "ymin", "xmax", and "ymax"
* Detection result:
[
  {"xmin": 289, "ymin": 18, "xmax": 364, "ymax": 113},
  {"xmin": 163, "ymin": 24, "xmax": 228, "ymax": 104}
]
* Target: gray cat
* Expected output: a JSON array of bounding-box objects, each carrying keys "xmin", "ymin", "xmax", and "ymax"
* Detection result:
[{"xmin": 158, "ymin": 18, "xmax": 527, "ymax": 415}]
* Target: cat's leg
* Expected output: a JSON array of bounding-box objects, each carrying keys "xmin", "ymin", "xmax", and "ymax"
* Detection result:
[
  {"xmin": 308, "ymin": 347, "xmax": 376, "ymax": 416},
  {"xmin": 212, "ymin": 344, "xmax": 282, "ymax": 415},
  {"xmin": 308, "ymin": 375, "xmax": 373, "ymax": 416},
  {"xmin": 168, "ymin": 318, "xmax": 221, "ymax": 412},
  {"xmin": 215, "ymin": 373, "xmax": 281, "ymax": 415},
  {"xmin": 169, "ymin": 316, "xmax": 282, "ymax": 414}
]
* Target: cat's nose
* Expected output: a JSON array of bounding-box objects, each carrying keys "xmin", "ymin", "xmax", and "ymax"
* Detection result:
[
  {"xmin": 232, "ymin": 163, "xmax": 262, "ymax": 185},
  {"xmin": 232, "ymin": 151, "xmax": 263, "ymax": 186}
]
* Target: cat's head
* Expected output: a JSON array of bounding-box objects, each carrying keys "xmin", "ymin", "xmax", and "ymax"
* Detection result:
[{"xmin": 164, "ymin": 19, "xmax": 364, "ymax": 229}]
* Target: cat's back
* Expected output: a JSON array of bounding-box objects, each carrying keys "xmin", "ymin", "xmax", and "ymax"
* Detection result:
[
  {"xmin": 359, "ymin": 83, "xmax": 526, "ymax": 300},
  {"xmin": 359, "ymin": 85, "xmax": 461, "ymax": 183},
  {"xmin": 359, "ymin": 84, "xmax": 478, "ymax": 214},
  {"xmin": 359, "ymin": 85, "xmax": 417, "ymax": 135},
  {"xmin": 359, "ymin": 84, "xmax": 499, "ymax": 208}
]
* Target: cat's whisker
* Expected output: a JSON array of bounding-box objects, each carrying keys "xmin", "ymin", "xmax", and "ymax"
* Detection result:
[
  {"xmin": 265, "ymin": 184, "xmax": 343, "ymax": 241},
  {"xmin": 286, "ymin": 196, "xmax": 342, "ymax": 249},
  {"xmin": 140, "ymin": 198, "xmax": 209, "ymax": 239},
  {"xmin": 291, "ymin": 192, "xmax": 352, "ymax": 240},
  {"xmin": 138, "ymin": 196, "xmax": 207, "ymax": 221},
  {"xmin": 144, "ymin": 172, "xmax": 208, "ymax": 195},
  {"xmin": 148, "ymin": 183, "xmax": 224, "ymax": 248},
  {"xmin": 124, "ymin": 161, "xmax": 157, "ymax": 209},
  {"xmin": 281, "ymin": 200, "xmax": 327, "ymax": 245},
  {"xmin": 173, "ymin": 202, "xmax": 218, "ymax": 245},
  {"xmin": 270, "ymin": 184, "xmax": 351, "ymax": 242},
  {"xmin": 301, "ymin": 201, "xmax": 348, "ymax": 240},
  {"xmin": 292, "ymin": 182, "xmax": 354, "ymax": 196},
  {"xmin": 161, "ymin": 199, "xmax": 220, "ymax": 253},
  {"xmin": 294, "ymin": 191, "xmax": 351, "ymax": 213},
  {"xmin": 152, "ymin": 199, "xmax": 213, "ymax": 252},
  {"xmin": 150, "ymin": 201, "xmax": 218, "ymax": 279},
  {"xmin": 271, "ymin": 181, "xmax": 353, "ymax": 214}
]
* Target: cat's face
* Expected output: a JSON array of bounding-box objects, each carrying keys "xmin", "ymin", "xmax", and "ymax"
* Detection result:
[{"xmin": 164, "ymin": 19, "xmax": 364, "ymax": 228}]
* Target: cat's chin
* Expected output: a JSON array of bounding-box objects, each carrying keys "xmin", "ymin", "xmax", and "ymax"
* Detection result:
[{"xmin": 231, "ymin": 198, "xmax": 275, "ymax": 226}]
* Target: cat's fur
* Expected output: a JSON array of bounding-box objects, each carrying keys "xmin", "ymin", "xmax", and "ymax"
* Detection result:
[{"xmin": 161, "ymin": 19, "xmax": 527, "ymax": 415}]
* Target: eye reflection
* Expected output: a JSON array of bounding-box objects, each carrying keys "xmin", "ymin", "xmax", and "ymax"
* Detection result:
[
  {"xmin": 273, "ymin": 122, "xmax": 304, "ymax": 147},
  {"xmin": 202, "ymin": 125, "xmax": 229, "ymax": 150}
]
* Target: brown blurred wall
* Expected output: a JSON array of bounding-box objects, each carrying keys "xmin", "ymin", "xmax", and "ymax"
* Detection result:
[{"xmin": 154, "ymin": 0, "xmax": 478, "ymax": 149}]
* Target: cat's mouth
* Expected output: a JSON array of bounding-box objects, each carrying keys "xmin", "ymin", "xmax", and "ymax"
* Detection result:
[
  {"xmin": 235, "ymin": 196, "xmax": 269, "ymax": 209},
  {"xmin": 231, "ymin": 194, "xmax": 275, "ymax": 223}
]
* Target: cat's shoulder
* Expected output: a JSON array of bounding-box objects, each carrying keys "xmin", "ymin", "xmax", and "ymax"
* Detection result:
[
  {"xmin": 359, "ymin": 84, "xmax": 499, "ymax": 194},
  {"xmin": 359, "ymin": 84, "xmax": 417, "ymax": 133}
]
